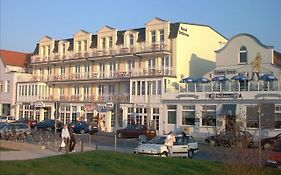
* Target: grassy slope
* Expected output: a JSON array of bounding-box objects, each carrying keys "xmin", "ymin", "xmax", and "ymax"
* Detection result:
[{"xmin": 0, "ymin": 150, "xmax": 280, "ymax": 175}]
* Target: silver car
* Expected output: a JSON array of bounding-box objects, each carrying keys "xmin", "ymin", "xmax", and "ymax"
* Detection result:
[
  {"xmin": 0, "ymin": 123, "xmax": 31, "ymax": 140},
  {"xmin": 134, "ymin": 134, "xmax": 199, "ymax": 158}
]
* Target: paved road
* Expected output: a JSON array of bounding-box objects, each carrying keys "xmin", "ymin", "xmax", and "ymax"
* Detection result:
[{"xmin": 0, "ymin": 131, "xmax": 270, "ymax": 165}]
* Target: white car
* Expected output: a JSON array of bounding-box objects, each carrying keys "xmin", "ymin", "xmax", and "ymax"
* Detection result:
[{"xmin": 134, "ymin": 134, "xmax": 198, "ymax": 158}]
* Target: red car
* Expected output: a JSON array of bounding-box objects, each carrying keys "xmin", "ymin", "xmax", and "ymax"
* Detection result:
[
  {"xmin": 116, "ymin": 124, "xmax": 156, "ymax": 140},
  {"xmin": 267, "ymin": 139, "xmax": 281, "ymax": 168},
  {"xmin": 14, "ymin": 118, "xmax": 37, "ymax": 129}
]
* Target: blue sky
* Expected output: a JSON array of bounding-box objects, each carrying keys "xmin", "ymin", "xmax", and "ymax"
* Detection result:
[{"xmin": 1, "ymin": 0, "xmax": 281, "ymax": 53}]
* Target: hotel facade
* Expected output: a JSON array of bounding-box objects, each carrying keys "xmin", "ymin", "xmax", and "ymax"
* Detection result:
[{"xmin": 15, "ymin": 18, "xmax": 227, "ymax": 134}]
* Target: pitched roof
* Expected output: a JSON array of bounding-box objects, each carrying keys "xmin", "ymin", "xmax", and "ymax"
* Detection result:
[
  {"xmin": 273, "ymin": 50, "xmax": 281, "ymax": 67},
  {"xmin": 0, "ymin": 49, "xmax": 31, "ymax": 67}
]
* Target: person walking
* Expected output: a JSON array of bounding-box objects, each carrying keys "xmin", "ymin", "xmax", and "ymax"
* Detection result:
[
  {"xmin": 69, "ymin": 124, "xmax": 76, "ymax": 152},
  {"xmin": 58, "ymin": 124, "xmax": 70, "ymax": 153},
  {"xmin": 165, "ymin": 131, "xmax": 176, "ymax": 157}
]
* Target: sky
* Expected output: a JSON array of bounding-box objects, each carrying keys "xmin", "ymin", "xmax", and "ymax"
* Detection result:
[{"xmin": 0, "ymin": 0, "xmax": 281, "ymax": 53}]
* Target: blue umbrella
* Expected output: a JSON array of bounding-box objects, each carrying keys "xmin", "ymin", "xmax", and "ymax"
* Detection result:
[
  {"xmin": 259, "ymin": 74, "xmax": 277, "ymax": 81},
  {"xmin": 212, "ymin": 76, "xmax": 229, "ymax": 81},
  {"xmin": 180, "ymin": 77, "xmax": 195, "ymax": 83},
  {"xmin": 195, "ymin": 77, "xmax": 210, "ymax": 83},
  {"xmin": 231, "ymin": 75, "xmax": 249, "ymax": 81}
]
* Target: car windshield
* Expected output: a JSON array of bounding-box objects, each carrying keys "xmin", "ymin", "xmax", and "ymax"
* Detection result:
[{"xmin": 147, "ymin": 136, "xmax": 166, "ymax": 144}]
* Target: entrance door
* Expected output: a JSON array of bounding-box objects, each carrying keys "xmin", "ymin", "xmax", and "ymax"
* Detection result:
[{"xmin": 44, "ymin": 107, "xmax": 51, "ymax": 120}]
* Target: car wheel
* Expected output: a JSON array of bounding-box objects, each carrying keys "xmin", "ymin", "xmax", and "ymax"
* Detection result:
[
  {"xmin": 188, "ymin": 149, "xmax": 194, "ymax": 158},
  {"xmin": 263, "ymin": 142, "xmax": 272, "ymax": 150},
  {"xmin": 160, "ymin": 152, "xmax": 168, "ymax": 157},
  {"xmin": 117, "ymin": 133, "xmax": 122, "ymax": 138},
  {"xmin": 80, "ymin": 129, "xmax": 85, "ymax": 134}
]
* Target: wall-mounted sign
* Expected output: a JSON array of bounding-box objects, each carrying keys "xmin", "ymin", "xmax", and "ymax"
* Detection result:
[
  {"xmin": 209, "ymin": 93, "xmax": 241, "ymax": 99},
  {"xmin": 34, "ymin": 101, "xmax": 45, "ymax": 108},
  {"xmin": 179, "ymin": 26, "xmax": 189, "ymax": 37},
  {"xmin": 176, "ymin": 94, "xmax": 199, "ymax": 99}
]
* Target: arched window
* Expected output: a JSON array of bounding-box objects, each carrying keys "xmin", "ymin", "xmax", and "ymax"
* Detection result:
[
  {"xmin": 239, "ymin": 46, "xmax": 248, "ymax": 64},
  {"xmin": 129, "ymin": 34, "xmax": 134, "ymax": 46}
]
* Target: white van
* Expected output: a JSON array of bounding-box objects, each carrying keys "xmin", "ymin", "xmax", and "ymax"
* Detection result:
[{"xmin": 0, "ymin": 116, "xmax": 16, "ymax": 123}]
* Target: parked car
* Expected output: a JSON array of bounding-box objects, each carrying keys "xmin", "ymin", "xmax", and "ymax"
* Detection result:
[
  {"xmin": 261, "ymin": 133, "xmax": 281, "ymax": 150},
  {"xmin": 134, "ymin": 134, "xmax": 198, "ymax": 158},
  {"xmin": 0, "ymin": 122, "xmax": 31, "ymax": 140},
  {"xmin": 205, "ymin": 130, "xmax": 254, "ymax": 148},
  {"xmin": 68, "ymin": 121, "xmax": 98, "ymax": 135},
  {"xmin": 266, "ymin": 139, "xmax": 281, "ymax": 168},
  {"xmin": 116, "ymin": 124, "xmax": 156, "ymax": 140},
  {"xmin": 35, "ymin": 119, "xmax": 63, "ymax": 131},
  {"xmin": 0, "ymin": 116, "xmax": 16, "ymax": 123},
  {"xmin": 14, "ymin": 118, "xmax": 37, "ymax": 129}
]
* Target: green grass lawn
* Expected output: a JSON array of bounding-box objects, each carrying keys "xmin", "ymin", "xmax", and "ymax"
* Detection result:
[{"xmin": 0, "ymin": 150, "xmax": 280, "ymax": 175}]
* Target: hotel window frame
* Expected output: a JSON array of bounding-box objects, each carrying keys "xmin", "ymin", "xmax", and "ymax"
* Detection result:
[
  {"xmin": 62, "ymin": 43, "xmax": 66, "ymax": 55},
  {"xmin": 98, "ymin": 85, "xmax": 105, "ymax": 96},
  {"xmin": 132, "ymin": 81, "xmax": 136, "ymax": 95},
  {"xmin": 75, "ymin": 65, "xmax": 80, "ymax": 74},
  {"xmin": 74, "ymin": 85, "xmax": 80, "ymax": 96},
  {"xmin": 61, "ymin": 66, "xmax": 65, "ymax": 75},
  {"xmin": 99, "ymin": 62, "xmax": 105, "ymax": 78},
  {"xmin": 202, "ymin": 105, "xmax": 216, "ymax": 126},
  {"xmin": 127, "ymin": 60, "xmax": 135, "ymax": 71},
  {"xmin": 77, "ymin": 41, "xmax": 82, "ymax": 53},
  {"xmin": 60, "ymin": 87, "xmax": 64, "ymax": 96},
  {"xmin": 151, "ymin": 30, "xmax": 156, "ymax": 43},
  {"xmin": 129, "ymin": 34, "xmax": 134, "ymax": 47},
  {"xmin": 182, "ymin": 105, "xmax": 196, "ymax": 125},
  {"xmin": 0, "ymin": 81, "xmax": 3, "ymax": 93},
  {"xmin": 167, "ymin": 105, "xmax": 177, "ymax": 124},
  {"xmin": 239, "ymin": 46, "xmax": 248, "ymax": 64},
  {"xmin": 84, "ymin": 40, "xmax": 88, "ymax": 51},
  {"xmin": 160, "ymin": 29, "xmax": 164, "ymax": 43},
  {"xmin": 102, "ymin": 37, "xmax": 106, "ymax": 49},
  {"xmin": 108, "ymin": 36, "xmax": 113, "ymax": 48}
]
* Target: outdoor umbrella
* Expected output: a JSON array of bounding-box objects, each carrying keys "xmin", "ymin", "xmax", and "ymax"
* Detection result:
[
  {"xmin": 180, "ymin": 77, "xmax": 195, "ymax": 92},
  {"xmin": 258, "ymin": 74, "xmax": 277, "ymax": 81},
  {"xmin": 231, "ymin": 74, "xmax": 250, "ymax": 81},
  {"xmin": 211, "ymin": 76, "xmax": 229, "ymax": 91},
  {"xmin": 195, "ymin": 77, "xmax": 210, "ymax": 92}
]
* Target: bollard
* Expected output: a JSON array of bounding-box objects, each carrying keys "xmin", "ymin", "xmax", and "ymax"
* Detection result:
[
  {"xmin": 81, "ymin": 140, "xmax": 84, "ymax": 152},
  {"xmin": 89, "ymin": 134, "xmax": 91, "ymax": 146},
  {"xmin": 95, "ymin": 144, "xmax": 98, "ymax": 150}
]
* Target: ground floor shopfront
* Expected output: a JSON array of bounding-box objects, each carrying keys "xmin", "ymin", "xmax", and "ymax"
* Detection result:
[{"xmin": 162, "ymin": 91, "xmax": 281, "ymax": 137}]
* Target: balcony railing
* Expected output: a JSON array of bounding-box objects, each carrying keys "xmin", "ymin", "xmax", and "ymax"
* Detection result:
[
  {"xmin": 59, "ymin": 94, "xmax": 130, "ymax": 103},
  {"xmin": 47, "ymin": 68, "xmax": 174, "ymax": 82},
  {"xmin": 168, "ymin": 81, "xmax": 280, "ymax": 93},
  {"xmin": 30, "ymin": 42, "xmax": 171, "ymax": 63}
]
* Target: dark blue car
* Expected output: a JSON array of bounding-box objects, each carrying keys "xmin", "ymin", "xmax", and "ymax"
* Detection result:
[
  {"xmin": 35, "ymin": 119, "xmax": 63, "ymax": 132},
  {"xmin": 69, "ymin": 121, "xmax": 98, "ymax": 135}
]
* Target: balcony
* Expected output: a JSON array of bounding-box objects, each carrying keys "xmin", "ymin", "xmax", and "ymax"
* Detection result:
[
  {"xmin": 136, "ymin": 42, "xmax": 171, "ymax": 57},
  {"xmin": 47, "ymin": 68, "xmax": 174, "ymax": 83},
  {"xmin": 59, "ymin": 94, "xmax": 130, "ymax": 103},
  {"xmin": 30, "ymin": 55, "xmax": 49, "ymax": 64}
]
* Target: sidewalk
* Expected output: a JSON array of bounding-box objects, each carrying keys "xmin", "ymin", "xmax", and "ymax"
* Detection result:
[{"xmin": 0, "ymin": 140, "xmax": 95, "ymax": 161}]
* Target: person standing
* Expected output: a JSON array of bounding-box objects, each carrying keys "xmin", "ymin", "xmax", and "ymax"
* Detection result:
[
  {"xmin": 69, "ymin": 124, "xmax": 76, "ymax": 152},
  {"xmin": 165, "ymin": 131, "xmax": 176, "ymax": 157},
  {"xmin": 59, "ymin": 124, "xmax": 70, "ymax": 153}
]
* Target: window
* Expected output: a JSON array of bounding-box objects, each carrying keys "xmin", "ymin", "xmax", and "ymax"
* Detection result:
[
  {"xmin": 75, "ymin": 65, "xmax": 80, "ymax": 74},
  {"xmin": 129, "ymin": 34, "xmax": 134, "ymax": 46},
  {"xmin": 141, "ymin": 81, "xmax": 145, "ymax": 95},
  {"xmin": 151, "ymin": 31, "xmax": 156, "ymax": 43},
  {"xmin": 152, "ymin": 81, "xmax": 156, "ymax": 95},
  {"xmin": 108, "ymin": 84, "xmax": 115, "ymax": 94},
  {"xmin": 6, "ymin": 81, "xmax": 10, "ymax": 93},
  {"xmin": 128, "ymin": 60, "xmax": 135, "ymax": 71},
  {"xmin": 61, "ymin": 66, "xmax": 65, "ymax": 75},
  {"xmin": 84, "ymin": 85, "xmax": 90, "ymax": 97},
  {"xmin": 157, "ymin": 80, "xmax": 162, "ymax": 95},
  {"xmin": 182, "ymin": 106, "xmax": 195, "ymax": 125},
  {"xmin": 98, "ymin": 85, "xmax": 104, "ymax": 96},
  {"xmin": 239, "ymin": 46, "xmax": 248, "ymax": 64},
  {"xmin": 0, "ymin": 81, "xmax": 3, "ymax": 93},
  {"xmin": 109, "ymin": 62, "xmax": 116, "ymax": 77},
  {"xmin": 48, "ymin": 67, "xmax": 52, "ymax": 75},
  {"xmin": 202, "ymin": 105, "xmax": 216, "ymax": 126},
  {"xmin": 167, "ymin": 105, "xmax": 177, "ymax": 124},
  {"xmin": 275, "ymin": 105, "xmax": 281, "ymax": 129},
  {"xmin": 74, "ymin": 85, "xmax": 80, "ymax": 96},
  {"xmin": 102, "ymin": 37, "xmax": 106, "ymax": 49},
  {"xmin": 99, "ymin": 63, "xmax": 105, "ymax": 78},
  {"xmin": 137, "ymin": 81, "xmax": 141, "ymax": 95},
  {"xmin": 60, "ymin": 87, "xmax": 64, "ymax": 96},
  {"xmin": 162, "ymin": 56, "xmax": 171, "ymax": 75},
  {"xmin": 160, "ymin": 29, "xmax": 164, "ymax": 43},
  {"xmin": 84, "ymin": 40, "xmax": 88, "ymax": 51},
  {"xmin": 132, "ymin": 81, "xmax": 136, "ymax": 95},
  {"xmin": 108, "ymin": 37, "xmax": 113, "ymax": 48},
  {"xmin": 152, "ymin": 108, "xmax": 160, "ymax": 130},
  {"xmin": 148, "ymin": 58, "xmax": 156, "ymax": 69},
  {"xmin": 77, "ymin": 41, "xmax": 82, "ymax": 52},
  {"xmin": 62, "ymin": 43, "xmax": 66, "ymax": 55}
]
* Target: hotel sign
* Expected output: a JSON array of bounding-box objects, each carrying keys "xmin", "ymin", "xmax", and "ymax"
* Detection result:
[
  {"xmin": 209, "ymin": 93, "xmax": 241, "ymax": 99},
  {"xmin": 179, "ymin": 27, "xmax": 189, "ymax": 37}
]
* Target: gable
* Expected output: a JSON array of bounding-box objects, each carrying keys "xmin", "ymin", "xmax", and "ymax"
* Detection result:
[
  {"xmin": 98, "ymin": 26, "xmax": 117, "ymax": 33},
  {"xmin": 40, "ymin": 35, "xmax": 53, "ymax": 43},
  {"xmin": 146, "ymin": 17, "xmax": 168, "ymax": 26},
  {"xmin": 74, "ymin": 30, "xmax": 91, "ymax": 37}
]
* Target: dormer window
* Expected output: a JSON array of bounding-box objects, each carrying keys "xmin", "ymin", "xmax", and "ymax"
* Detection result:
[
  {"xmin": 129, "ymin": 34, "xmax": 134, "ymax": 46},
  {"xmin": 84, "ymin": 40, "xmax": 88, "ymax": 51},
  {"xmin": 102, "ymin": 37, "xmax": 106, "ymax": 49},
  {"xmin": 77, "ymin": 41, "xmax": 82, "ymax": 52},
  {"xmin": 160, "ymin": 29, "xmax": 164, "ymax": 43},
  {"xmin": 62, "ymin": 43, "xmax": 66, "ymax": 55},
  {"xmin": 151, "ymin": 31, "xmax": 156, "ymax": 43},
  {"xmin": 42, "ymin": 45, "xmax": 50, "ymax": 57},
  {"xmin": 239, "ymin": 46, "xmax": 248, "ymax": 64},
  {"xmin": 108, "ymin": 37, "xmax": 113, "ymax": 48}
]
